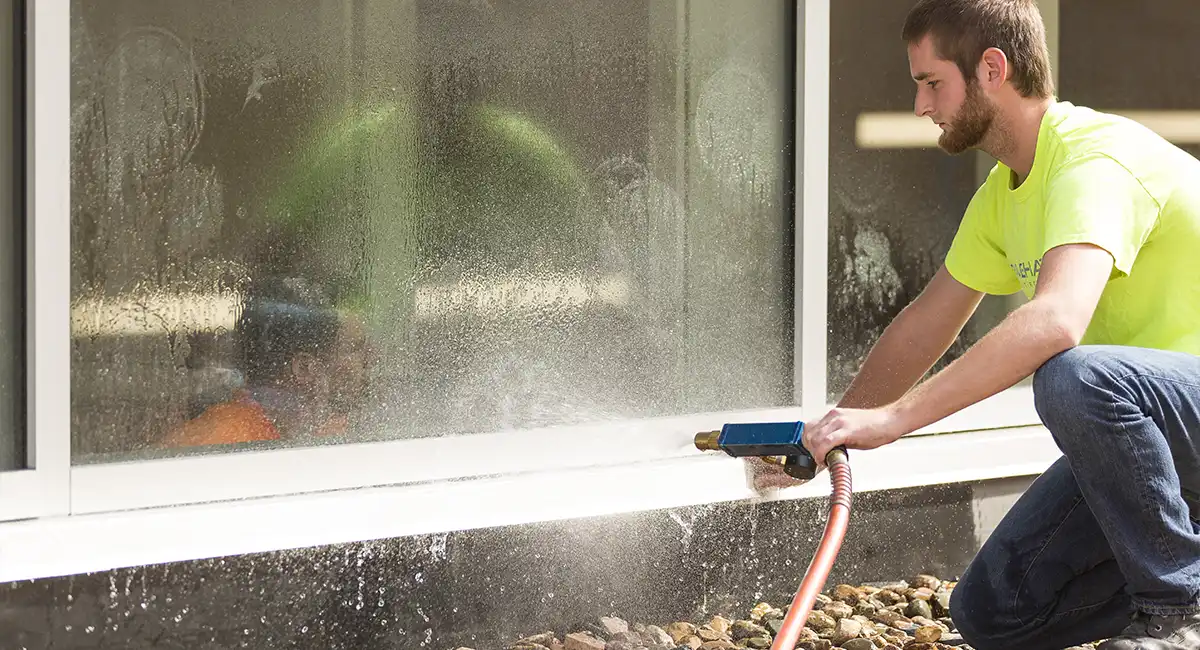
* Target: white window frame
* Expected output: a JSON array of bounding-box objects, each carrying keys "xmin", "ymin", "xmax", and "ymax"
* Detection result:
[
  {"xmin": 0, "ymin": 0, "xmax": 1052, "ymax": 581},
  {"xmin": 0, "ymin": 0, "xmax": 70, "ymax": 523}
]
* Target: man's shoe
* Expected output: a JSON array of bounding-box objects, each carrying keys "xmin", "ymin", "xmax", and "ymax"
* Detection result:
[{"xmin": 1097, "ymin": 611, "xmax": 1200, "ymax": 649}]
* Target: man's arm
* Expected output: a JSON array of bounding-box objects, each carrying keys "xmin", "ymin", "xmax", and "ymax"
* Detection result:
[
  {"xmin": 801, "ymin": 243, "xmax": 1114, "ymax": 463},
  {"xmin": 890, "ymin": 243, "xmax": 1112, "ymax": 431},
  {"xmin": 748, "ymin": 264, "xmax": 982, "ymax": 490},
  {"xmin": 838, "ymin": 265, "xmax": 985, "ymax": 409}
]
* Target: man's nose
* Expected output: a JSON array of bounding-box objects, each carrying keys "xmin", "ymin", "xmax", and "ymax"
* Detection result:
[{"xmin": 914, "ymin": 93, "xmax": 931, "ymax": 118}]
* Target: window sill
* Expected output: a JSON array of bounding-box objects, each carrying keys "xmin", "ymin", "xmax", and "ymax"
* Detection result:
[{"xmin": 0, "ymin": 422, "xmax": 1059, "ymax": 582}]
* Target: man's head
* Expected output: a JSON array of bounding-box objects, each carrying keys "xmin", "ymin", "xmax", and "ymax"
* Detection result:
[
  {"xmin": 903, "ymin": 0, "xmax": 1054, "ymax": 154},
  {"xmin": 238, "ymin": 278, "xmax": 371, "ymax": 415}
]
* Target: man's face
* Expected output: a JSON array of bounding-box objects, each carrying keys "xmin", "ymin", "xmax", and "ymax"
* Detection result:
[{"xmin": 907, "ymin": 35, "xmax": 996, "ymax": 155}]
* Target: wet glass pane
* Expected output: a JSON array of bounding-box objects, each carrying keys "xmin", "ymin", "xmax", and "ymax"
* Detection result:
[
  {"xmin": 70, "ymin": 0, "xmax": 794, "ymax": 462},
  {"xmin": 827, "ymin": 0, "xmax": 1015, "ymax": 402},
  {"xmin": 0, "ymin": 0, "xmax": 23, "ymax": 472}
]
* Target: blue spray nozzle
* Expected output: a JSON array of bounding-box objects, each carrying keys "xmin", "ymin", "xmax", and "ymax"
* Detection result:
[{"xmin": 694, "ymin": 420, "xmax": 819, "ymax": 480}]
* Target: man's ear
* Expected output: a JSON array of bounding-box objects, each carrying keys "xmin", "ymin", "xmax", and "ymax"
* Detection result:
[{"xmin": 978, "ymin": 46, "xmax": 1009, "ymax": 90}]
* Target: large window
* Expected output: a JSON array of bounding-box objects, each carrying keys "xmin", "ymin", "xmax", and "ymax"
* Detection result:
[
  {"xmin": 69, "ymin": 0, "xmax": 795, "ymax": 463},
  {"xmin": 0, "ymin": 0, "xmax": 23, "ymax": 472},
  {"xmin": 0, "ymin": 0, "xmax": 1070, "ymax": 582}
]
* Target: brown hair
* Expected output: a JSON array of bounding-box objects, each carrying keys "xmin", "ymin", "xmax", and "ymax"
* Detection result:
[{"xmin": 903, "ymin": 0, "xmax": 1054, "ymax": 99}]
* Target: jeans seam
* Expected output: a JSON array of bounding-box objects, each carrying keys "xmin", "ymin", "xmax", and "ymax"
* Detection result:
[
  {"xmin": 1108, "ymin": 380, "xmax": 1186, "ymax": 576},
  {"xmin": 1012, "ymin": 494, "xmax": 1086, "ymax": 627},
  {"xmin": 1109, "ymin": 371, "xmax": 1200, "ymax": 393}
]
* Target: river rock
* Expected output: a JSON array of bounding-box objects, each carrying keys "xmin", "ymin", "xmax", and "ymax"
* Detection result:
[
  {"xmin": 823, "ymin": 601, "xmax": 854, "ymax": 621},
  {"xmin": 854, "ymin": 600, "xmax": 878, "ymax": 618},
  {"xmin": 696, "ymin": 627, "xmax": 724, "ymax": 642},
  {"xmin": 710, "ymin": 617, "xmax": 732, "ymax": 636},
  {"xmin": 565, "ymin": 632, "xmax": 606, "ymax": 650},
  {"xmin": 841, "ymin": 639, "xmax": 874, "ymax": 650},
  {"xmin": 601, "ymin": 617, "xmax": 631, "ymax": 637},
  {"xmin": 749, "ymin": 602, "xmax": 783, "ymax": 622},
  {"xmin": 831, "ymin": 617, "xmax": 863, "ymax": 645},
  {"xmin": 931, "ymin": 592, "xmax": 952, "ymax": 619},
  {"xmin": 807, "ymin": 610, "xmax": 837, "ymax": 633},
  {"xmin": 912, "ymin": 588, "xmax": 935, "ymax": 602},
  {"xmin": 832, "ymin": 584, "xmax": 863, "ymax": 604},
  {"xmin": 872, "ymin": 610, "xmax": 906, "ymax": 627},
  {"xmin": 682, "ymin": 636, "xmax": 702, "ymax": 649},
  {"xmin": 765, "ymin": 617, "xmax": 784, "ymax": 636},
  {"xmin": 875, "ymin": 589, "xmax": 905, "ymax": 606},
  {"xmin": 905, "ymin": 599, "xmax": 933, "ymax": 620},
  {"xmin": 514, "ymin": 632, "xmax": 558, "ymax": 648},
  {"xmin": 730, "ymin": 620, "xmax": 769, "ymax": 641},
  {"xmin": 815, "ymin": 594, "xmax": 834, "ymax": 607},
  {"xmin": 666, "ymin": 623, "xmax": 697, "ymax": 644},
  {"xmin": 743, "ymin": 636, "xmax": 772, "ymax": 649},
  {"xmin": 640, "ymin": 625, "xmax": 675, "ymax": 647},
  {"xmin": 910, "ymin": 575, "xmax": 941, "ymax": 591},
  {"xmin": 697, "ymin": 641, "xmax": 735, "ymax": 650},
  {"xmin": 913, "ymin": 626, "xmax": 941, "ymax": 643}
]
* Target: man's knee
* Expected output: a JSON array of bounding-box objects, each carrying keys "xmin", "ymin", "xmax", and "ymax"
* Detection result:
[
  {"xmin": 950, "ymin": 564, "xmax": 1010, "ymax": 650},
  {"xmin": 1033, "ymin": 346, "xmax": 1110, "ymax": 429}
]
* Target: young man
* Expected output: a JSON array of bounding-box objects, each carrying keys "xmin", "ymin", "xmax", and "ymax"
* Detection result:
[{"xmin": 752, "ymin": 1, "xmax": 1200, "ymax": 648}]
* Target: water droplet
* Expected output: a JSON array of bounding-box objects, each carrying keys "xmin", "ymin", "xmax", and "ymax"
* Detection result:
[
  {"xmin": 85, "ymin": 626, "xmax": 95, "ymax": 634},
  {"xmin": 301, "ymin": 626, "xmax": 309, "ymax": 633},
  {"xmin": 378, "ymin": 599, "xmax": 385, "ymax": 607},
  {"xmin": 244, "ymin": 629, "xmax": 251, "ymax": 635},
  {"xmin": 173, "ymin": 615, "xmax": 182, "ymax": 623},
  {"xmin": 64, "ymin": 626, "xmax": 72, "ymax": 632}
]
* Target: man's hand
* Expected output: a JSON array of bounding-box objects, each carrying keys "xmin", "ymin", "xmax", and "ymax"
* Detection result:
[{"xmin": 802, "ymin": 406, "xmax": 910, "ymax": 467}]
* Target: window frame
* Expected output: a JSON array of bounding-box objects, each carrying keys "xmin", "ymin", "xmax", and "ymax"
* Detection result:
[
  {"xmin": 0, "ymin": 0, "xmax": 70, "ymax": 523},
  {"xmin": 0, "ymin": 0, "xmax": 1048, "ymax": 579}
]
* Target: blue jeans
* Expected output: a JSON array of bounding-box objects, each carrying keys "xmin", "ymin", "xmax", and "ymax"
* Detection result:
[{"xmin": 951, "ymin": 345, "xmax": 1200, "ymax": 650}]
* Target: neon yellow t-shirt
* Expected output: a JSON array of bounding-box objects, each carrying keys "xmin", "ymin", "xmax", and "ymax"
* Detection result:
[{"xmin": 945, "ymin": 100, "xmax": 1200, "ymax": 355}]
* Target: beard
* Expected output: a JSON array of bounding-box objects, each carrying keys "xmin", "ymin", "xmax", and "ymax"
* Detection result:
[{"xmin": 938, "ymin": 80, "xmax": 996, "ymax": 155}]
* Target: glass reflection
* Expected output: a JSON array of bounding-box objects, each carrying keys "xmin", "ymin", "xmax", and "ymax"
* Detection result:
[{"xmin": 70, "ymin": 0, "xmax": 794, "ymax": 462}]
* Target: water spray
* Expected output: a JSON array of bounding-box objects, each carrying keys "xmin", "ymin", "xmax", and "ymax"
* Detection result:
[{"xmin": 694, "ymin": 421, "xmax": 852, "ymax": 650}]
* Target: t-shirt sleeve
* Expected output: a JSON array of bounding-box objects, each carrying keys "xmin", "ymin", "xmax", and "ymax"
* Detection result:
[
  {"xmin": 945, "ymin": 181, "xmax": 1021, "ymax": 295},
  {"xmin": 1043, "ymin": 154, "xmax": 1161, "ymax": 277}
]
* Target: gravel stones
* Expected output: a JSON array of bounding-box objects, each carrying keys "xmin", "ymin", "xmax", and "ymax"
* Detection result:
[
  {"xmin": 640, "ymin": 625, "xmax": 675, "ymax": 647},
  {"xmin": 600, "ymin": 617, "xmax": 631, "ymax": 637},
  {"xmin": 914, "ymin": 625, "xmax": 943, "ymax": 643},
  {"xmin": 823, "ymin": 601, "xmax": 854, "ymax": 620},
  {"xmin": 806, "ymin": 610, "xmax": 837, "ymax": 633},
  {"xmin": 831, "ymin": 617, "xmax": 862, "ymax": 645},
  {"xmin": 665, "ymin": 623, "xmax": 696, "ymax": 644},
  {"xmin": 500, "ymin": 574, "xmax": 1104, "ymax": 650},
  {"xmin": 564, "ymin": 632, "xmax": 605, "ymax": 650},
  {"xmin": 904, "ymin": 599, "xmax": 933, "ymax": 620}
]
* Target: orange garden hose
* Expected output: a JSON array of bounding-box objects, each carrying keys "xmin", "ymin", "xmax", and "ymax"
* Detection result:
[{"xmin": 770, "ymin": 449, "xmax": 853, "ymax": 650}]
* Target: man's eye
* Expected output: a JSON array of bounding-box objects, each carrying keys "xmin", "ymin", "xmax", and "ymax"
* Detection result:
[{"xmin": 928, "ymin": 80, "xmax": 939, "ymax": 89}]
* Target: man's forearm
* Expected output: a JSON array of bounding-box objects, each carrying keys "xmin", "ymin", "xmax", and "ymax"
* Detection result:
[
  {"xmin": 891, "ymin": 299, "xmax": 1076, "ymax": 432},
  {"xmin": 838, "ymin": 302, "xmax": 964, "ymax": 409}
]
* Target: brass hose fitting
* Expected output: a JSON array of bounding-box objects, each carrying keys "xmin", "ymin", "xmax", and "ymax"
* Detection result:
[{"xmin": 694, "ymin": 430, "xmax": 721, "ymax": 451}]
